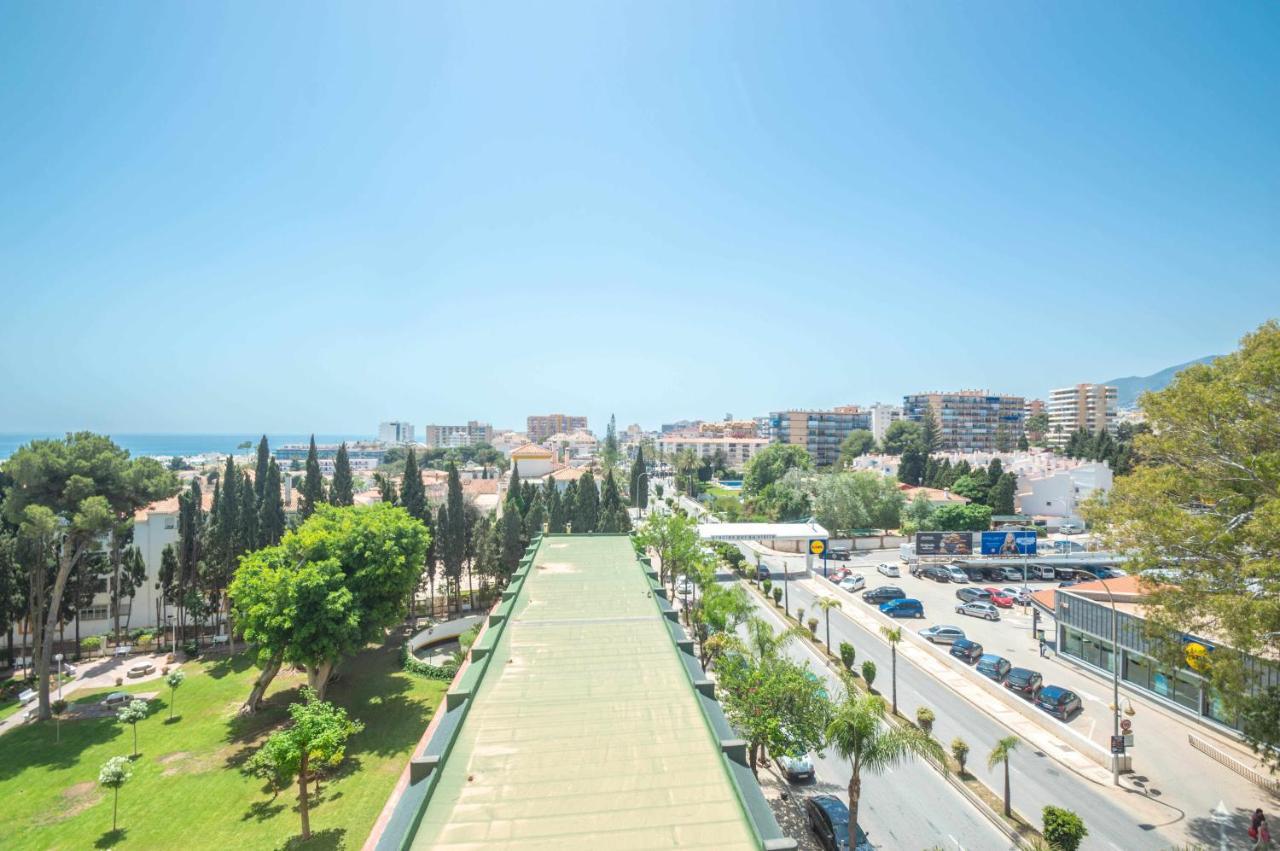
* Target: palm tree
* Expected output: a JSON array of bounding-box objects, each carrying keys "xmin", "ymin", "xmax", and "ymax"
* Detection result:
[
  {"xmin": 825, "ymin": 690, "xmax": 945, "ymax": 834},
  {"xmin": 988, "ymin": 735, "xmax": 1020, "ymax": 816},
  {"xmin": 745, "ymin": 615, "xmax": 796, "ymax": 661},
  {"xmin": 816, "ymin": 596, "xmax": 842, "ymax": 654},
  {"xmin": 880, "ymin": 625, "xmax": 903, "ymax": 715}
]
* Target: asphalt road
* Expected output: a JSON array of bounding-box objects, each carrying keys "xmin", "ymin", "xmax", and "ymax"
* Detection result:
[
  {"xmin": 739, "ymin": 591, "xmax": 1017, "ymax": 851},
  {"xmin": 750, "ymin": 558, "xmax": 1188, "ymax": 850}
]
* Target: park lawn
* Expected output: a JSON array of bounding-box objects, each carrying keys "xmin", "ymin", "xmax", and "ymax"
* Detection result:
[{"xmin": 0, "ymin": 642, "xmax": 446, "ymax": 850}]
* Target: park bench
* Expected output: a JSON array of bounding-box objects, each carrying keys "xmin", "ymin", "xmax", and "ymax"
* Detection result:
[{"xmin": 18, "ymin": 688, "xmax": 37, "ymax": 705}]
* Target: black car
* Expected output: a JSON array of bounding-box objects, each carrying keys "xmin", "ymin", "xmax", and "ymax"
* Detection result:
[
  {"xmin": 1005, "ymin": 667, "xmax": 1043, "ymax": 699},
  {"xmin": 805, "ymin": 794, "xmax": 870, "ymax": 851},
  {"xmin": 976, "ymin": 654, "xmax": 1012, "ymax": 682},
  {"xmin": 955, "ymin": 587, "xmax": 993, "ymax": 604},
  {"xmin": 1037, "ymin": 686, "xmax": 1083, "ymax": 719},
  {"xmin": 828, "ymin": 547, "xmax": 852, "ymax": 561},
  {"xmin": 922, "ymin": 565, "xmax": 951, "ymax": 583},
  {"xmin": 862, "ymin": 586, "xmax": 906, "ymax": 605},
  {"xmin": 756, "ymin": 565, "xmax": 771, "ymax": 581},
  {"xmin": 949, "ymin": 638, "xmax": 983, "ymax": 663}
]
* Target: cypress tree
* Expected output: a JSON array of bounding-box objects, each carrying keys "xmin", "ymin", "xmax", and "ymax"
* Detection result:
[
  {"xmin": 524, "ymin": 492, "xmax": 546, "ymax": 540},
  {"xmin": 500, "ymin": 506, "xmax": 523, "ymax": 577},
  {"xmin": 987, "ymin": 457, "xmax": 1004, "ymax": 483},
  {"xmin": 299, "ymin": 435, "xmax": 326, "ymax": 520},
  {"xmin": 330, "ymin": 442, "xmax": 354, "ymax": 506},
  {"xmin": 400, "ymin": 449, "xmax": 426, "ymax": 521},
  {"xmin": 561, "ymin": 480, "xmax": 578, "ymax": 532},
  {"xmin": 258, "ymin": 458, "xmax": 286, "ymax": 546},
  {"xmin": 443, "ymin": 463, "xmax": 466, "ymax": 602},
  {"xmin": 521, "ymin": 481, "xmax": 537, "ymax": 515},
  {"xmin": 629, "ymin": 447, "xmax": 645, "ymax": 508},
  {"xmin": 376, "ymin": 473, "xmax": 398, "ymax": 506},
  {"xmin": 238, "ymin": 470, "xmax": 258, "ymax": 553},
  {"xmin": 575, "ymin": 470, "xmax": 599, "ymax": 533},
  {"xmin": 506, "ymin": 464, "xmax": 523, "ymax": 515},
  {"xmin": 547, "ymin": 483, "xmax": 565, "ymax": 533},
  {"xmin": 989, "ymin": 472, "xmax": 1018, "ymax": 515},
  {"xmin": 253, "ymin": 435, "xmax": 270, "ymax": 503},
  {"xmin": 599, "ymin": 470, "xmax": 630, "ymax": 533}
]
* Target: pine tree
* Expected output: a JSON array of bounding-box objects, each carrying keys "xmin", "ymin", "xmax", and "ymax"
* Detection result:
[
  {"xmin": 575, "ymin": 470, "xmax": 600, "ymax": 533},
  {"xmin": 923, "ymin": 457, "xmax": 940, "ymax": 489},
  {"xmin": 629, "ymin": 447, "xmax": 648, "ymax": 509},
  {"xmin": 987, "ymin": 457, "xmax": 1004, "ymax": 483},
  {"xmin": 400, "ymin": 449, "xmax": 426, "ymax": 521},
  {"xmin": 921, "ymin": 408, "xmax": 941, "ymax": 453},
  {"xmin": 299, "ymin": 435, "xmax": 326, "ymax": 520},
  {"xmin": 257, "ymin": 458, "xmax": 286, "ymax": 546},
  {"xmin": 330, "ymin": 442, "xmax": 354, "ymax": 506},
  {"xmin": 602, "ymin": 414, "xmax": 620, "ymax": 472},
  {"xmin": 989, "ymin": 472, "xmax": 1018, "ymax": 515},
  {"xmin": 598, "ymin": 471, "xmax": 630, "ymax": 533},
  {"xmin": 254, "ymin": 435, "xmax": 270, "ymax": 503}
]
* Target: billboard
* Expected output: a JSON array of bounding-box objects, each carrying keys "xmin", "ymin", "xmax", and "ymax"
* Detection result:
[
  {"xmin": 980, "ymin": 531, "xmax": 1037, "ymax": 556},
  {"xmin": 915, "ymin": 531, "xmax": 974, "ymax": 556}
]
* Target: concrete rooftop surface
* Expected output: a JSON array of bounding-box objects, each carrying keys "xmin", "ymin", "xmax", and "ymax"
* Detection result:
[{"xmin": 409, "ymin": 535, "xmax": 759, "ymax": 850}]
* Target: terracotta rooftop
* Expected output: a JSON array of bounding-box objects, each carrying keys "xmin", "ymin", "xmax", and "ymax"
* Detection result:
[
  {"xmin": 898, "ymin": 484, "xmax": 969, "ymax": 503},
  {"xmin": 510, "ymin": 443, "xmax": 554, "ymax": 457}
]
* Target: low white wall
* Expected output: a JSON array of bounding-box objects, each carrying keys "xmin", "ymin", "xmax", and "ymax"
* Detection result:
[{"xmin": 408, "ymin": 615, "xmax": 486, "ymax": 654}]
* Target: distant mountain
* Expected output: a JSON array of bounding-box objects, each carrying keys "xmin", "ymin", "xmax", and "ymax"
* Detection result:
[{"xmin": 1102, "ymin": 355, "xmax": 1218, "ymax": 409}]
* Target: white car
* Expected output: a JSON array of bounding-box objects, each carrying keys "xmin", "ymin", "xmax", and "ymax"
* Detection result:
[
  {"xmin": 1001, "ymin": 587, "xmax": 1032, "ymax": 604},
  {"xmin": 955, "ymin": 601, "xmax": 1001, "ymax": 621},
  {"xmin": 776, "ymin": 753, "xmax": 815, "ymax": 782},
  {"xmin": 675, "ymin": 578, "xmax": 695, "ymax": 596},
  {"xmin": 839, "ymin": 574, "xmax": 866, "ymax": 592},
  {"xmin": 876, "ymin": 562, "xmax": 900, "ymax": 577}
]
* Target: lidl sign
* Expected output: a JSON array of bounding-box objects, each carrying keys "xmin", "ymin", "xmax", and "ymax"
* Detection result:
[{"xmin": 809, "ymin": 539, "xmax": 827, "ymax": 556}]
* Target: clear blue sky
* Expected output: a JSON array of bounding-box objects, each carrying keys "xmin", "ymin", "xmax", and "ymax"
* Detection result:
[{"xmin": 1, "ymin": 2, "xmax": 1276, "ymax": 434}]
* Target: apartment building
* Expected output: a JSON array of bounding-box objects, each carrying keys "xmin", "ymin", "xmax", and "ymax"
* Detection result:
[
  {"xmin": 378, "ymin": 421, "xmax": 415, "ymax": 444},
  {"xmin": 1047, "ymin": 384, "xmax": 1118, "ymax": 446},
  {"xmin": 526, "ymin": 413, "xmax": 588, "ymax": 444},
  {"xmin": 656, "ymin": 435, "xmax": 768, "ymax": 470},
  {"xmin": 423, "ymin": 421, "xmax": 494, "ymax": 449},
  {"xmin": 768, "ymin": 408, "xmax": 872, "ymax": 466},
  {"xmin": 867, "ymin": 403, "xmax": 903, "ymax": 444},
  {"xmin": 903, "ymin": 390, "xmax": 1026, "ymax": 452}
]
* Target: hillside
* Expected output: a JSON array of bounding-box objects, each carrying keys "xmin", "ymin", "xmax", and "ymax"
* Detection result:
[{"xmin": 1102, "ymin": 355, "xmax": 1218, "ymax": 408}]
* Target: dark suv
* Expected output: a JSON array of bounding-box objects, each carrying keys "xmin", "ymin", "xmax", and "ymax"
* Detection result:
[
  {"xmin": 949, "ymin": 638, "xmax": 983, "ymax": 663},
  {"xmin": 805, "ymin": 794, "xmax": 870, "ymax": 851},
  {"xmin": 955, "ymin": 587, "xmax": 992, "ymax": 604},
  {"xmin": 862, "ymin": 586, "xmax": 906, "ymax": 605},
  {"xmin": 976, "ymin": 654, "xmax": 1012, "ymax": 682},
  {"xmin": 1037, "ymin": 686, "xmax": 1083, "ymax": 719},
  {"xmin": 1004, "ymin": 667, "xmax": 1043, "ymax": 699}
]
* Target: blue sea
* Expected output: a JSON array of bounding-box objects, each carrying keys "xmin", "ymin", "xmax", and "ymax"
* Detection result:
[{"xmin": 0, "ymin": 433, "xmax": 373, "ymax": 461}]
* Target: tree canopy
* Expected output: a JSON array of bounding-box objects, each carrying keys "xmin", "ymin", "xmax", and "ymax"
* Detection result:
[
  {"xmin": 838, "ymin": 430, "xmax": 876, "ymax": 467},
  {"xmin": 880, "ymin": 420, "xmax": 924, "ymax": 456},
  {"xmin": 813, "ymin": 472, "xmax": 906, "ymax": 534},
  {"xmin": 743, "ymin": 444, "xmax": 812, "ymax": 495}
]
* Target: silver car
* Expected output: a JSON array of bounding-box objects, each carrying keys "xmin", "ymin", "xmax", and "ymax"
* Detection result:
[
  {"xmin": 777, "ymin": 753, "xmax": 815, "ymax": 782},
  {"xmin": 876, "ymin": 562, "xmax": 900, "ymax": 577},
  {"xmin": 839, "ymin": 574, "xmax": 866, "ymax": 592},
  {"xmin": 920, "ymin": 624, "xmax": 966, "ymax": 644},
  {"xmin": 955, "ymin": 601, "xmax": 1001, "ymax": 621},
  {"xmin": 946, "ymin": 566, "xmax": 970, "ymax": 583}
]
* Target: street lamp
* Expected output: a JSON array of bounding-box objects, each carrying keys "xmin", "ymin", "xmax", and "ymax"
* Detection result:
[
  {"xmin": 1078, "ymin": 570, "xmax": 1124, "ymax": 786},
  {"xmin": 54, "ymin": 653, "xmax": 64, "ymax": 700}
]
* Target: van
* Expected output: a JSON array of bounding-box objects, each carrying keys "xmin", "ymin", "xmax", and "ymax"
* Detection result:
[
  {"xmin": 879, "ymin": 598, "xmax": 925, "ymax": 619},
  {"xmin": 1031, "ymin": 564, "xmax": 1056, "ymax": 580}
]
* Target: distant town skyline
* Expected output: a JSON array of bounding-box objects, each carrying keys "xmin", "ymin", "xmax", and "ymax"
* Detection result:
[{"xmin": 2, "ymin": 4, "xmax": 1275, "ymax": 434}]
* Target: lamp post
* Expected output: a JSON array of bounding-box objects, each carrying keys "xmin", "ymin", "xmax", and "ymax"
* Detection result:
[
  {"xmin": 54, "ymin": 653, "xmax": 64, "ymax": 700},
  {"xmin": 1080, "ymin": 570, "xmax": 1123, "ymax": 786}
]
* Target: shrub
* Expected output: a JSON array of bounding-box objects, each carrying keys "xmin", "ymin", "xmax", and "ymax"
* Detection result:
[
  {"xmin": 761, "ymin": 579, "xmax": 773, "ymax": 596},
  {"xmin": 114, "ymin": 676, "xmax": 123, "ymax": 687},
  {"xmin": 81, "ymin": 636, "xmax": 102, "ymax": 654},
  {"xmin": 839, "ymin": 641, "xmax": 856, "ymax": 671},
  {"xmin": 861, "ymin": 659, "xmax": 877, "ymax": 688},
  {"xmin": 771, "ymin": 587, "xmax": 783, "ymax": 606},
  {"xmin": 1042, "ymin": 806, "xmax": 1088, "ymax": 851},
  {"xmin": 796, "ymin": 606, "xmax": 805, "ymax": 625},
  {"xmin": 916, "ymin": 706, "xmax": 935, "ymax": 733},
  {"xmin": 807, "ymin": 617, "xmax": 819, "ymax": 635},
  {"xmin": 951, "ymin": 737, "xmax": 969, "ymax": 774},
  {"xmin": 182, "ymin": 640, "xmax": 199, "ymax": 658},
  {"xmin": 400, "ymin": 643, "xmax": 459, "ymax": 681}
]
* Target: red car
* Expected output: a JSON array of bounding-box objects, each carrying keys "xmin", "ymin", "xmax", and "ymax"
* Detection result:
[
  {"xmin": 982, "ymin": 587, "xmax": 1014, "ymax": 608},
  {"xmin": 829, "ymin": 567, "xmax": 852, "ymax": 582}
]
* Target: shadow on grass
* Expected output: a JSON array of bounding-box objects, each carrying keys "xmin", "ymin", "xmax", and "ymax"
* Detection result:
[
  {"xmin": 94, "ymin": 828, "xmax": 127, "ymax": 848},
  {"xmin": 206, "ymin": 651, "xmax": 256, "ymax": 680},
  {"xmin": 242, "ymin": 798, "xmax": 286, "ymax": 822},
  {"xmin": 278, "ymin": 827, "xmax": 347, "ymax": 850},
  {"xmin": 0, "ymin": 716, "xmax": 125, "ymax": 782},
  {"xmin": 163, "ymin": 715, "xmax": 182, "ymax": 725}
]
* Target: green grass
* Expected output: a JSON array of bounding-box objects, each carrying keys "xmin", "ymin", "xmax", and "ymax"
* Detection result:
[{"xmin": 0, "ymin": 642, "xmax": 447, "ymax": 850}]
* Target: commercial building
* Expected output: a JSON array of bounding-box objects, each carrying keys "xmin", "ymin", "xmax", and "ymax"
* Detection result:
[
  {"xmin": 656, "ymin": 435, "xmax": 769, "ymax": 470},
  {"xmin": 369, "ymin": 535, "xmax": 791, "ymax": 850},
  {"xmin": 423, "ymin": 421, "xmax": 494, "ymax": 449},
  {"xmin": 526, "ymin": 413, "xmax": 588, "ymax": 444},
  {"xmin": 903, "ymin": 391, "xmax": 1026, "ymax": 452},
  {"xmin": 1035, "ymin": 577, "xmax": 1280, "ymax": 735},
  {"xmin": 1047, "ymin": 384, "xmax": 1118, "ymax": 447},
  {"xmin": 868, "ymin": 403, "xmax": 903, "ymax": 444},
  {"xmin": 1016, "ymin": 461, "xmax": 1112, "ymax": 521},
  {"xmin": 769, "ymin": 408, "xmax": 872, "ymax": 466},
  {"xmin": 378, "ymin": 421, "xmax": 416, "ymax": 445}
]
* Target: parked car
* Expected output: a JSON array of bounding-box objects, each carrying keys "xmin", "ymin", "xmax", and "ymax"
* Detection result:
[
  {"xmin": 1057, "ymin": 579, "xmax": 1080, "ymax": 589},
  {"xmin": 949, "ymin": 637, "xmax": 983, "ymax": 663},
  {"xmin": 1031, "ymin": 564, "xmax": 1057, "ymax": 580},
  {"xmin": 982, "ymin": 587, "xmax": 1014, "ymax": 608},
  {"xmin": 777, "ymin": 753, "xmax": 815, "ymax": 782},
  {"xmin": 1004, "ymin": 667, "xmax": 1043, "ymax": 699},
  {"xmin": 675, "ymin": 577, "xmax": 695, "ymax": 596},
  {"xmin": 102, "ymin": 691, "xmax": 130, "ymax": 707},
  {"xmin": 1059, "ymin": 520, "xmax": 1085, "ymax": 534},
  {"xmin": 945, "ymin": 565, "xmax": 970, "ymax": 583},
  {"xmin": 921, "ymin": 565, "xmax": 951, "ymax": 583},
  {"xmin": 829, "ymin": 567, "xmax": 852, "ymax": 582},
  {"xmin": 879, "ymin": 598, "xmax": 925, "ymax": 619},
  {"xmin": 756, "ymin": 565, "xmax": 771, "ymax": 581},
  {"xmin": 1037, "ymin": 686, "xmax": 1083, "ymax": 719},
  {"xmin": 976, "ymin": 654, "xmax": 1012, "ymax": 682},
  {"xmin": 909, "ymin": 562, "xmax": 927, "ymax": 578},
  {"xmin": 955, "ymin": 601, "xmax": 1001, "ymax": 621},
  {"xmin": 839, "ymin": 574, "xmax": 867, "ymax": 592},
  {"xmin": 1001, "ymin": 587, "xmax": 1032, "ymax": 605},
  {"xmin": 805, "ymin": 794, "xmax": 872, "ymax": 851},
  {"xmin": 955, "ymin": 587, "xmax": 992, "ymax": 604},
  {"xmin": 920, "ymin": 624, "xmax": 965, "ymax": 644},
  {"xmin": 1001, "ymin": 566, "xmax": 1025, "ymax": 582},
  {"xmin": 862, "ymin": 586, "xmax": 906, "ymax": 605},
  {"xmin": 876, "ymin": 562, "xmax": 900, "ymax": 577},
  {"xmin": 828, "ymin": 547, "xmax": 852, "ymax": 561}
]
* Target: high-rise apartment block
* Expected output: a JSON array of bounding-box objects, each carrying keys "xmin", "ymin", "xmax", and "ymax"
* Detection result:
[
  {"xmin": 903, "ymin": 391, "xmax": 1025, "ymax": 452},
  {"xmin": 769, "ymin": 408, "xmax": 872, "ymax": 466},
  {"xmin": 867, "ymin": 403, "xmax": 903, "ymax": 444},
  {"xmin": 526, "ymin": 413, "xmax": 588, "ymax": 444},
  {"xmin": 378, "ymin": 421, "xmax": 415, "ymax": 445},
  {"xmin": 1047, "ymin": 384, "xmax": 1117, "ymax": 446},
  {"xmin": 423, "ymin": 421, "xmax": 494, "ymax": 449}
]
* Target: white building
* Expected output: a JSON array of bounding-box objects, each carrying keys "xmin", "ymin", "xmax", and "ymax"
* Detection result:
[
  {"xmin": 868, "ymin": 403, "xmax": 904, "ymax": 444},
  {"xmin": 656, "ymin": 435, "xmax": 768, "ymax": 470},
  {"xmin": 1047, "ymin": 384, "xmax": 1117, "ymax": 447},
  {"xmin": 423, "ymin": 421, "xmax": 493, "ymax": 449},
  {"xmin": 509, "ymin": 443, "xmax": 555, "ymax": 479},
  {"xmin": 378, "ymin": 421, "xmax": 416, "ymax": 445},
  {"xmin": 1016, "ymin": 461, "xmax": 1113, "ymax": 521}
]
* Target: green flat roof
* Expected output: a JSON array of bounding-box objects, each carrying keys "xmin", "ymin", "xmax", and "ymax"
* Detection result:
[{"xmin": 410, "ymin": 535, "xmax": 758, "ymax": 850}]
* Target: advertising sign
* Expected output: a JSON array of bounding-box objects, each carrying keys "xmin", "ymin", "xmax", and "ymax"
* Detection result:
[
  {"xmin": 809, "ymin": 539, "xmax": 827, "ymax": 556},
  {"xmin": 915, "ymin": 531, "xmax": 974, "ymax": 557},
  {"xmin": 980, "ymin": 531, "xmax": 1038, "ymax": 556},
  {"xmin": 1110, "ymin": 735, "xmax": 1126, "ymax": 755}
]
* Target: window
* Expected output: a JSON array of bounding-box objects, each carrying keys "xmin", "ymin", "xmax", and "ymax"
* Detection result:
[
  {"xmin": 80, "ymin": 605, "xmax": 108, "ymax": 621},
  {"xmin": 164, "ymin": 517, "xmax": 176, "ymax": 529}
]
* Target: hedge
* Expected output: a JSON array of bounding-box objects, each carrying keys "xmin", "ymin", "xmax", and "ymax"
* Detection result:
[{"xmin": 400, "ymin": 644, "xmax": 458, "ymax": 681}]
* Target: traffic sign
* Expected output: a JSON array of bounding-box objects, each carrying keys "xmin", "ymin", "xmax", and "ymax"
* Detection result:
[
  {"xmin": 809, "ymin": 539, "xmax": 827, "ymax": 556},
  {"xmin": 1110, "ymin": 735, "xmax": 1126, "ymax": 755},
  {"xmin": 1123, "ymin": 734, "xmax": 1134, "ymax": 748},
  {"xmin": 1120, "ymin": 718, "xmax": 1132, "ymax": 733}
]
